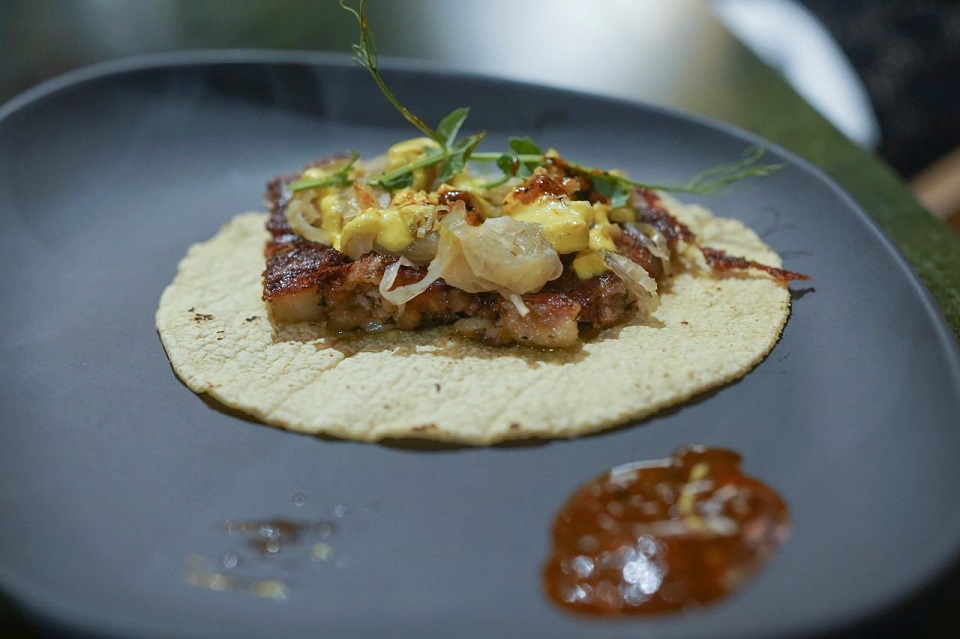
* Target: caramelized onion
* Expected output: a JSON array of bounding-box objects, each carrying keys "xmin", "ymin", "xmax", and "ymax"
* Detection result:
[
  {"xmin": 378, "ymin": 207, "xmax": 562, "ymax": 312},
  {"xmin": 284, "ymin": 195, "xmax": 335, "ymax": 246},
  {"xmin": 401, "ymin": 233, "xmax": 440, "ymax": 265},
  {"xmin": 443, "ymin": 209, "xmax": 562, "ymax": 295},
  {"xmin": 378, "ymin": 249, "xmax": 450, "ymax": 306},
  {"xmin": 624, "ymin": 223, "xmax": 671, "ymax": 263},
  {"xmin": 603, "ymin": 251, "xmax": 659, "ymax": 314},
  {"xmin": 340, "ymin": 231, "xmax": 375, "ymax": 260}
]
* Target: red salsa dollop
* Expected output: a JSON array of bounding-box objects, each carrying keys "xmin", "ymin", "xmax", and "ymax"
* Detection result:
[{"xmin": 543, "ymin": 445, "xmax": 789, "ymax": 615}]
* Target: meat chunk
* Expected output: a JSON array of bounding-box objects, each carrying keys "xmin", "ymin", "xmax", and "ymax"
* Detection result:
[
  {"xmin": 457, "ymin": 293, "xmax": 582, "ymax": 349},
  {"xmin": 262, "ymin": 242, "xmax": 348, "ymax": 323}
]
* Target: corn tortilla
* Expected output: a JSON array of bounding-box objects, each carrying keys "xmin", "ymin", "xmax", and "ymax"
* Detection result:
[{"xmin": 156, "ymin": 197, "xmax": 790, "ymax": 445}]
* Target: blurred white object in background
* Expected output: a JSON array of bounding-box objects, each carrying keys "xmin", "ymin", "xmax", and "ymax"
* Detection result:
[
  {"xmin": 712, "ymin": 0, "xmax": 882, "ymax": 149},
  {"xmin": 1, "ymin": 0, "xmax": 880, "ymax": 156},
  {"xmin": 369, "ymin": 0, "xmax": 729, "ymax": 110}
]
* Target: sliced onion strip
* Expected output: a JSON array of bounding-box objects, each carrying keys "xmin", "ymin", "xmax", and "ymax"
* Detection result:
[{"xmin": 603, "ymin": 251, "xmax": 660, "ymax": 315}]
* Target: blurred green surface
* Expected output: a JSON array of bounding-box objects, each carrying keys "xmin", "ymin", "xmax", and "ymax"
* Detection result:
[{"xmin": 703, "ymin": 47, "xmax": 960, "ymax": 339}]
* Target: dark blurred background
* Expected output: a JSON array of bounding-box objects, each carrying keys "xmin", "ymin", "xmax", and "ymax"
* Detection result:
[{"xmin": 800, "ymin": 0, "xmax": 960, "ymax": 179}]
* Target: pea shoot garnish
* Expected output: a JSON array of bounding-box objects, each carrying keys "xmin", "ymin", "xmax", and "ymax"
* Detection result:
[{"xmin": 288, "ymin": 0, "xmax": 783, "ymax": 197}]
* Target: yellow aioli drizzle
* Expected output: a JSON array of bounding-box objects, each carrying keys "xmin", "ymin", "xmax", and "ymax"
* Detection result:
[
  {"xmin": 503, "ymin": 197, "xmax": 592, "ymax": 254},
  {"xmin": 339, "ymin": 206, "xmax": 417, "ymax": 254}
]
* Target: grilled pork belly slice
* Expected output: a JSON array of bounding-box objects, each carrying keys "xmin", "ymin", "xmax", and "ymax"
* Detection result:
[
  {"xmin": 263, "ymin": 241, "xmax": 343, "ymax": 323},
  {"xmin": 262, "ymin": 244, "xmax": 612, "ymax": 348}
]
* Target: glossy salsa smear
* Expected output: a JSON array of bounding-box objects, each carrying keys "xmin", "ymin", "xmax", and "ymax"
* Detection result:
[{"xmin": 543, "ymin": 446, "xmax": 789, "ymax": 615}]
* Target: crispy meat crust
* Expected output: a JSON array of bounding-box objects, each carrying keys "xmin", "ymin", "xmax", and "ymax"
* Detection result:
[
  {"xmin": 634, "ymin": 188, "xmax": 809, "ymax": 283},
  {"xmin": 263, "ymin": 243, "xmax": 350, "ymax": 298}
]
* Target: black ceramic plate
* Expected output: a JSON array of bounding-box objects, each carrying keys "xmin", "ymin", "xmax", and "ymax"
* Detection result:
[{"xmin": 1, "ymin": 51, "xmax": 959, "ymax": 639}]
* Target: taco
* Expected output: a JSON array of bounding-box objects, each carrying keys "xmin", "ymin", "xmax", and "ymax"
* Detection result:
[
  {"xmin": 155, "ymin": 149, "xmax": 803, "ymax": 444},
  {"xmin": 155, "ymin": 0, "xmax": 806, "ymax": 444}
]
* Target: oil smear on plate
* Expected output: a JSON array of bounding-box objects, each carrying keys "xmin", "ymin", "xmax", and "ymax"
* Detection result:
[
  {"xmin": 185, "ymin": 493, "xmax": 347, "ymax": 600},
  {"xmin": 543, "ymin": 445, "xmax": 789, "ymax": 615}
]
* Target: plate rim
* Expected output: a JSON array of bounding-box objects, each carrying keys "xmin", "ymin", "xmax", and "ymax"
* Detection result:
[{"xmin": 2, "ymin": 49, "xmax": 959, "ymax": 639}]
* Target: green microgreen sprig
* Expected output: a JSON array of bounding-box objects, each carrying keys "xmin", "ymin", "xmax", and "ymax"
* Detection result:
[
  {"xmin": 287, "ymin": 152, "xmax": 361, "ymax": 191},
  {"xmin": 620, "ymin": 146, "xmax": 785, "ymax": 195},
  {"xmin": 470, "ymin": 144, "xmax": 783, "ymax": 204},
  {"xmin": 339, "ymin": 0, "xmax": 436, "ymax": 143},
  {"xmin": 289, "ymin": 1, "xmax": 783, "ymax": 199},
  {"xmin": 330, "ymin": 0, "xmax": 484, "ymax": 191}
]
